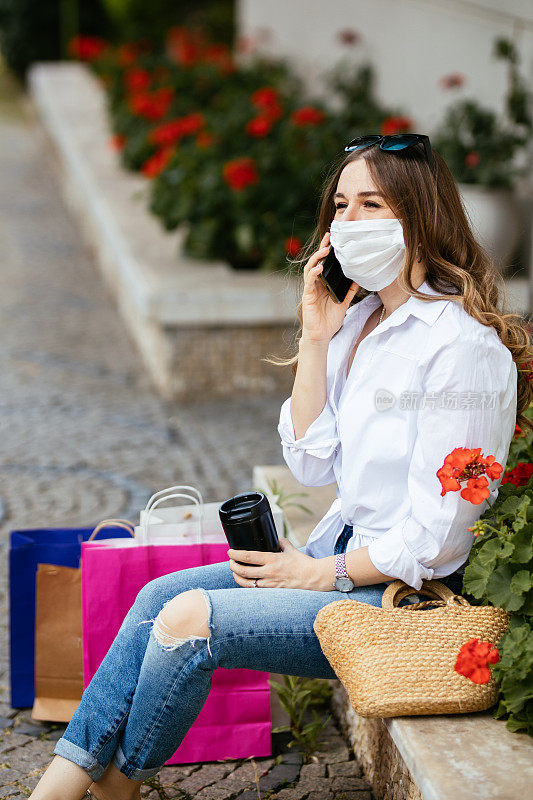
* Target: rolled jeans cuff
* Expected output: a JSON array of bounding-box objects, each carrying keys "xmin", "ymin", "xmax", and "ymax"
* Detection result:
[
  {"xmin": 112, "ymin": 742, "xmax": 161, "ymax": 781},
  {"xmin": 52, "ymin": 737, "xmax": 106, "ymax": 781}
]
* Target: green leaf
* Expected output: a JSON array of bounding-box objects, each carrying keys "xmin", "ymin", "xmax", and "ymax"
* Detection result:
[
  {"xmin": 512, "ymin": 526, "xmax": 533, "ymax": 564},
  {"xmin": 521, "ymin": 590, "xmax": 533, "ymax": 617},
  {"xmin": 477, "ymin": 538, "xmax": 514, "ymax": 567},
  {"xmin": 463, "ymin": 560, "xmax": 492, "ymax": 598},
  {"xmin": 486, "ymin": 565, "xmax": 526, "ymax": 611},
  {"xmin": 268, "ymin": 679, "xmax": 286, "ymax": 693},
  {"xmin": 497, "ymin": 495, "xmax": 523, "ymax": 517},
  {"xmin": 510, "ymin": 571, "xmax": 533, "ymax": 597}
]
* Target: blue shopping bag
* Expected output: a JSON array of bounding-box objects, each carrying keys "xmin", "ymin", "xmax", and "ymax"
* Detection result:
[{"xmin": 9, "ymin": 524, "xmax": 129, "ymax": 708}]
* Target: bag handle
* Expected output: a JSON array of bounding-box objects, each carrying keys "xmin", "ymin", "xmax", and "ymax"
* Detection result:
[
  {"xmin": 140, "ymin": 488, "xmax": 203, "ymax": 545},
  {"xmin": 381, "ymin": 578, "xmax": 471, "ymax": 611},
  {"xmin": 79, "ymin": 518, "xmax": 135, "ymax": 567},
  {"xmin": 144, "ymin": 485, "xmax": 203, "ymax": 513},
  {"xmin": 88, "ymin": 518, "xmax": 135, "ymax": 542}
]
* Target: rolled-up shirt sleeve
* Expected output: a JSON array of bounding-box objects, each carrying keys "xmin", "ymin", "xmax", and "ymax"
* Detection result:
[
  {"xmin": 367, "ymin": 331, "xmax": 517, "ymax": 590},
  {"xmin": 277, "ymin": 394, "xmax": 340, "ymax": 486}
]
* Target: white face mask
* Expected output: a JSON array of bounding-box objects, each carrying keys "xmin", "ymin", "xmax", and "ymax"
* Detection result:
[{"xmin": 329, "ymin": 218, "xmax": 406, "ymax": 292}]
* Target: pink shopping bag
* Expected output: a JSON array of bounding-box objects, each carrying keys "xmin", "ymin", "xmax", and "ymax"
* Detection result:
[{"xmin": 81, "ymin": 522, "xmax": 272, "ymax": 764}]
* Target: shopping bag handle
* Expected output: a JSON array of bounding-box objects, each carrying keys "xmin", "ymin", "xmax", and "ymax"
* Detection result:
[
  {"xmin": 88, "ymin": 519, "xmax": 136, "ymax": 542},
  {"xmin": 141, "ymin": 491, "xmax": 203, "ymax": 545},
  {"xmin": 144, "ymin": 485, "xmax": 203, "ymax": 513},
  {"xmin": 79, "ymin": 519, "xmax": 136, "ymax": 567}
]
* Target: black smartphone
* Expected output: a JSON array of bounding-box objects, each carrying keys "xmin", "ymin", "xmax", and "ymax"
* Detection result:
[{"xmin": 318, "ymin": 245, "xmax": 354, "ymax": 303}]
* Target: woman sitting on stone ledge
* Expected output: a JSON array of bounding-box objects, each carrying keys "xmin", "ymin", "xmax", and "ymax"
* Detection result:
[{"xmin": 30, "ymin": 135, "xmax": 531, "ymax": 800}]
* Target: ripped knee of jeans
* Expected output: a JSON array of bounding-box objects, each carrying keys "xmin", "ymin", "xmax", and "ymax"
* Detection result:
[{"xmin": 137, "ymin": 587, "xmax": 213, "ymax": 657}]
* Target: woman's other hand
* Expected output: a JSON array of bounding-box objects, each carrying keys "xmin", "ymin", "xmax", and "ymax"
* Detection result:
[
  {"xmin": 301, "ymin": 231, "xmax": 359, "ymax": 344},
  {"xmin": 228, "ymin": 538, "xmax": 331, "ymax": 591}
]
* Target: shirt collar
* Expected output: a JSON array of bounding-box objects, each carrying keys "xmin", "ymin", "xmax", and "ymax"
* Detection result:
[{"xmin": 345, "ymin": 279, "xmax": 451, "ymax": 330}]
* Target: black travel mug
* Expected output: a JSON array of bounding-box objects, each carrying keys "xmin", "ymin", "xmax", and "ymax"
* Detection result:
[{"xmin": 219, "ymin": 491, "xmax": 282, "ymax": 566}]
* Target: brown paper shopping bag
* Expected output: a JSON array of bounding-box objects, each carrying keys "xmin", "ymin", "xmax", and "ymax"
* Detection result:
[
  {"xmin": 31, "ymin": 563, "xmax": 83, "ymax": 722},
  {"xmin": 31, "ymin": 519, "xmax": 135, "ymax": 723}
]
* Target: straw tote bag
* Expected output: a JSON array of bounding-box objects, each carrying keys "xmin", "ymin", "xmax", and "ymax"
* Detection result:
[{"xmin": 313, "ymin": 578, "xmax": 511, "ymax": 717}]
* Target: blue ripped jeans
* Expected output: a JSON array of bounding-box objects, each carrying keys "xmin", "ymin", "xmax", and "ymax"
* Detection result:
[{"xmin": 53, "ymin": 530, "xmax": 464, "ymax": 781}]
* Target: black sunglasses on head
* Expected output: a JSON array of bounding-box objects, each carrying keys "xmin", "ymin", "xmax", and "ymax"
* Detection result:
[{"xmin": 344, "ymin": 134, "xmax": 436, "ymax": 175}]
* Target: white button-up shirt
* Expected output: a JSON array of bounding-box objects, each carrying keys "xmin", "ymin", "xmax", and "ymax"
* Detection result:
[{"xmin": 277, "ymin": 280, "xmax": 517, "ymax": 590}]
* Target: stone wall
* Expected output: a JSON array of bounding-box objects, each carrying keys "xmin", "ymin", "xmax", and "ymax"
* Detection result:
[{"xmin": 331, "ymin": 683, "xmax": 422, "ymax": 800}]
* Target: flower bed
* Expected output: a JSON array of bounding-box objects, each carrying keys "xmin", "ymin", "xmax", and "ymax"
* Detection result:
[
  {"xmin": 461, "ymin": 406, "xmax": 533, "ymax": 735},
  {"xmin": 69, "ymin": 27, "xmax": 411, "ymax": 271}
]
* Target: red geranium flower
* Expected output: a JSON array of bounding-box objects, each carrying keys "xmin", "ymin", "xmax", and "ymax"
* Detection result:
[
  {"xmin": 460, "ymin": 476, "xmax": 490, "ymax": 505},
  {"xmin": 454, "ymin": 637, "xmax": 499, "ymax": 684},
  {"xmin": 337, "ymin": 29, "xmax": 361, "ymax": 46},
  {"xmin": 465, "ymin": 151, "xmax": 481, "ymax": 169},
  {"xmin": 381, "ymin": 116, "xmax": 413, "ymax": 135},
  {"xmin": 290, "ymin": 106, "xmax": 325, "ymax": 127},
  {"xmin": 246, "ymin": 116, "xmax": 272, "ymax": 138},
  {"xmin": 285, "ymin": 236, "xmax": 302, "ymax": 257},
  {"xmin": 436, "ymin": 447, "xmax": 503, "ymax": 503},
  {"xmin": 149, "ymin": 119, "xmax": 183, "ymax": 147},
  {"xmin": 125, "ymin": 68, "xmax": 151, "ymax": 94},
  {"xmin": 129, "ymin": 87, "xmax": 174, "ymax": 122},
  {"xmin": 236, "ymin": 36, "xmax": 257, "ymax": 55},
  {"xmin": 514, "ymin": 424, "xmax": 523, "ymax": 438},
  {"xmin": 141, "ymin": 148, "xmax": 174, "ymax": 179},
  {"xmin": 501, "ymin": 462, "xmax": 533, "ymax": 488},
  {"xmin": 149, "ymin": 113, "xmax": 205, "ymax": 147},
  {"xmin": 196, "ymin": 131, "xmax": 215, "ymax": 149},
  {"xmin": 481, "ymin": 454, "xmax": 504, "ymax": 481},
  {"xmin": 251, "ymin": 87, "xmax": 280, "ymax": 109},
  {"xmin": 204, "ymin": 44, "xmax": 234, "ymax": 73},
  {"xmin": 109, "ymin": 134, "xmax": 127, "ymax": 151},
  {"xmin": 117, "ymin": 43, "xmax": 142, "ymax": 67},
  {"xmin": 68, "ymin": 35, "xmax": 109, "ymax": 62},
  {"xmin": 267, "ymin": 103, "xmax": 283, "ymax": 122},
  {"xmin": 166, "ymin": 26, "xmax": 206, "ymax": 67},
  {"xmin": 438, "ymin": 72, "xmax": 465, "ymax": 90},
  {"xmin": 178, "ymin": 112, "xmax": 206, "ymax": 135},
  {"xmin": 223, "ymin": 157, "xmax": 259, "ymax": 192}
]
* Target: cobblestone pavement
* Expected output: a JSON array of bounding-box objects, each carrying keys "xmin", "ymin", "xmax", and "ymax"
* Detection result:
[{"xmin": 0, "ymin": 67, "xmax": 373, "ymax": 799}]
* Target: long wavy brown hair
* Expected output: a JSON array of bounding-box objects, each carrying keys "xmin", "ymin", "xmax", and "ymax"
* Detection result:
[{"xmin": 265, "ymin": 144, "xmax": 533, "ymax": 430}]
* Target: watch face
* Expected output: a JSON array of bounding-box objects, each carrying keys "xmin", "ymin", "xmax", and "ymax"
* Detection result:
[{"xmin": 334, "ymin": 576, "xmax": 355, "ymax": 592}]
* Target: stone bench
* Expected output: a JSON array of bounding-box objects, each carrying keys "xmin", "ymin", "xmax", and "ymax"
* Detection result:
[{"xmin": 253, "ymin": 465, "xmax": 533, "ymax": 800}]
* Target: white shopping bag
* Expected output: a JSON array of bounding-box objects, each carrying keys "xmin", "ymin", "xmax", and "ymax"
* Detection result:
[{"xmin": 135, "ymin": 485, "xmax": 284, "ymax": 546}]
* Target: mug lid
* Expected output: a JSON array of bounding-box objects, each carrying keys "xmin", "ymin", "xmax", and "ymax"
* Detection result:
[{"xmin": 219, "ymin": 491, "xmax": 270, "ymax": 523}]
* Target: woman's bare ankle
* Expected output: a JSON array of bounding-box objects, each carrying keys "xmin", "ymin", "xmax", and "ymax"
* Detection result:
[{"xmin": 89, "ymin": 761, "xmax": 143, "ymax": 800}]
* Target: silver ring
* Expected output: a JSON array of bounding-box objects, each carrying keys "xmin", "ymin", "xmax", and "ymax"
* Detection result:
[{"xmin": 253, "ymin": 579, "xmax": 258, "ymax": 588}]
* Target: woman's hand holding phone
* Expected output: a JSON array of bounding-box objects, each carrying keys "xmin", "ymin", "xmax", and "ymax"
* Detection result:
[{"xmin": 302, "ymin": 232, "xmax": 359, "ymax": 344}]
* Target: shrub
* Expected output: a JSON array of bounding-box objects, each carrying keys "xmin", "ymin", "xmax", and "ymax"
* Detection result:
[
  {"xmin": 462, "ymin": 404, "xmax": 533, "ymax": 735},
  {"xmin": 433, "ymin": 38, "xmax": 532, "ymax": 189},
  {"xmin": 85, "ymin": 29, "xmax": 407, "ymax": 271}
]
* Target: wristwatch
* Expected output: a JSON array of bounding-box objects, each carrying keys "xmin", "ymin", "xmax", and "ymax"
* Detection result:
[{"xmin": 334, "ymin": 552, "xmax": 355, "ymax": 592}]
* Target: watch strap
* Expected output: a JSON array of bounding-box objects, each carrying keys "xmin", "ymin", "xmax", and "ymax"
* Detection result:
[{"xmin": 335, "ymin": 552, "xmax": 349, "ymax": 579}]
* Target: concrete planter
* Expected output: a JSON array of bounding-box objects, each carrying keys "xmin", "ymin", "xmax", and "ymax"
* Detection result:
[
  {"xmin": 458, "ymin": 183, "xmax": 521, "ymax": 270},
  {"xmin": 28, "ymin": 63, "xmax": 300, "ymax": 401}
]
